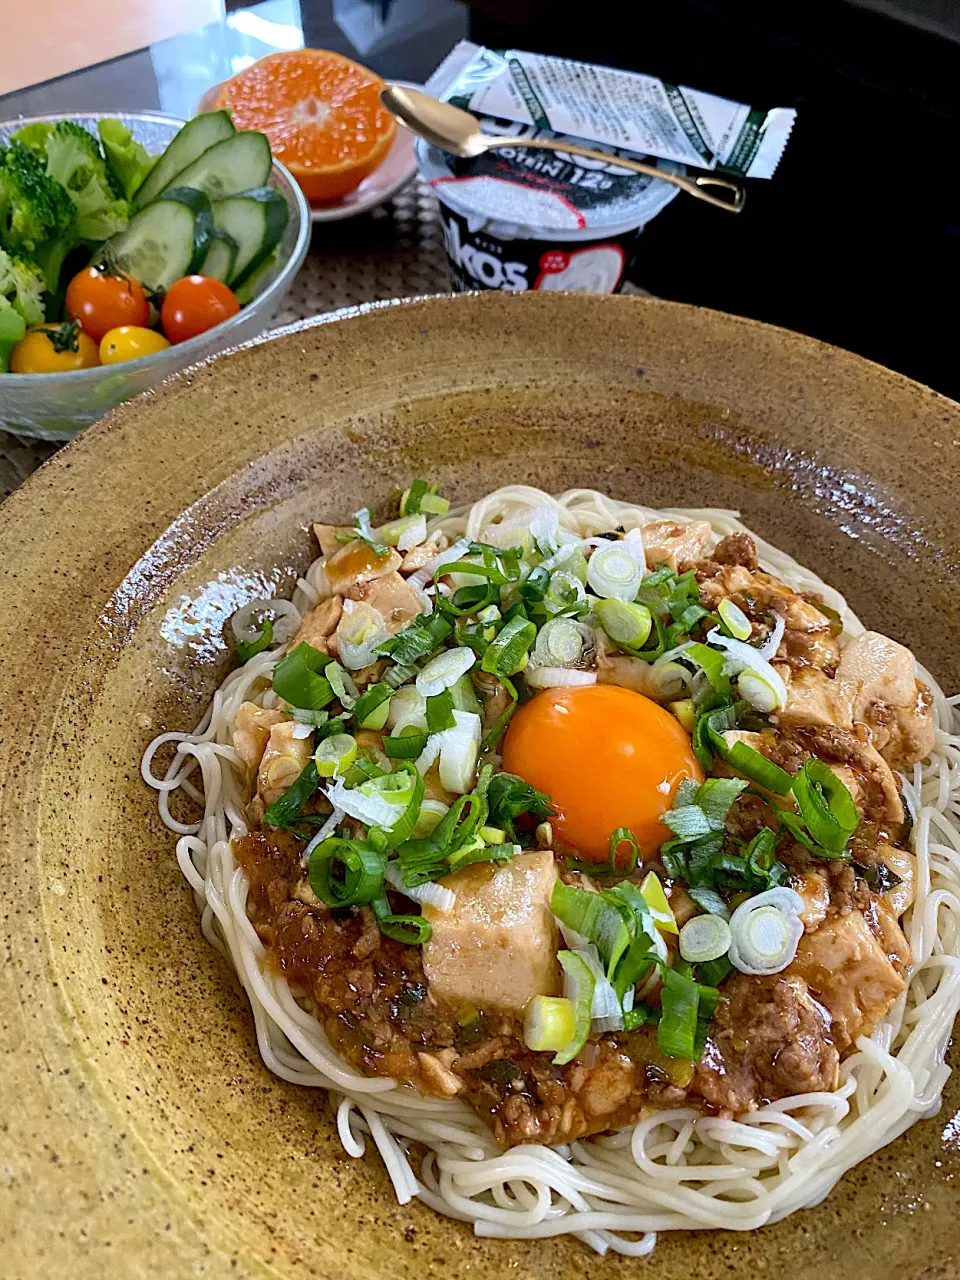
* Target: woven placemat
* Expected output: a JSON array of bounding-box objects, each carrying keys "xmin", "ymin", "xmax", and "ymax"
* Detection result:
[{"xmin": 0, "ymin": 178, "xmax": 453, "ymax": 499}]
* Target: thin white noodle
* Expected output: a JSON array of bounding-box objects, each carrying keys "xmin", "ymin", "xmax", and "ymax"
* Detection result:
[{"xmin": 144, "ymin": 485, "xmax": 960, "ymax": 1255}]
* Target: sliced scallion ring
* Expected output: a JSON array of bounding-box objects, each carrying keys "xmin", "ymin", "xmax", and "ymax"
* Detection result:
[
  {"xmin": 679, "ymin": 914, "xmax": 732, "ymax": 963},
  {"xmin": 309, "ymin": 837, "xmax": 386, "ymax": 907},
  {"xmin": 719, "ymin": 598, "xmax": 752, "ymax": 640},
  {"xmin": 586, "ymin": 545, "xmax": 645, "ymax": 602},
  {"xmin": 738, "ymin": 669, "xmax": 785, "ymax": 713},
  {"xmin": 314, "ymin": 733, "xmax": 357, "ymax": 778},
  {"xmin": 544, "ymin": 569, "xmax": 587, "ymax": 614},
  {"xmin": 595, "ymin": 598, "xmax": 653, "ymax": 647},
  {"xmin": 523, "ymin": 995, "xmax": 577, "ymax": 1054},
  {"xmin": 728, "ymin": 887, "xmax": 804, "ymax": 975},
  {"xmin": 534, "ymin": 617, "xmax": 594, "ymax": 668}
]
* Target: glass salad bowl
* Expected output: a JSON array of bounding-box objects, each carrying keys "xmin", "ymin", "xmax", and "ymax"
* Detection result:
[{"xmin": 0, "ymin": 112, "xmax": 311, "ymax": 442}]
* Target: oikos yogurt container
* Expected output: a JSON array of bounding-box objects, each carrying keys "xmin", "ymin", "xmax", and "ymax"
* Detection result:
[{"xmin": 416, "ymin": 123, "xmax": 683, "ymax": 294}]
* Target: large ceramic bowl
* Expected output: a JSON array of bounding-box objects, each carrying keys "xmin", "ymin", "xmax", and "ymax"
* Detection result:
[
  {"xmin": 1, "ymin": 293, "xmax": 958, "ymax": 1280},
  {"xmin": 0, "ymin": 111, "xmax": 311, "ymax": 441}
]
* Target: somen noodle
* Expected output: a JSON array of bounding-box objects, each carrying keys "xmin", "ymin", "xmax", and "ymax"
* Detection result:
[{"xmin": 143, "ymin": 486, "xmax": 960, "ymax": 1257}]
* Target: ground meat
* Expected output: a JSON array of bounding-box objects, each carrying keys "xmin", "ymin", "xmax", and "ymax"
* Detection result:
[
  {"xmin": 694, "ymin": 973, "xmax": 840, "ymax": 1111},
  {"xmin": 713, "ymin": 531, "xmax": 759, "ymax": 570}
]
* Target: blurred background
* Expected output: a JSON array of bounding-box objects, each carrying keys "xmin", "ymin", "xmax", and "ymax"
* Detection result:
[{"xmin": 1, "ymin": 0, "xmax": 958, "ymax": 399}]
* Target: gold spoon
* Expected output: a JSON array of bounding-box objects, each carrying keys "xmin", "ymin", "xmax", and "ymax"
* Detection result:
[{"xmin": 381, "ymin": 84, "xmax": 745, "ymax": 214}]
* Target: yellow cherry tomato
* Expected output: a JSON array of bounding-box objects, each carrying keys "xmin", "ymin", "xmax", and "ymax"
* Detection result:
[
  {"xmin": 99, "ymin": 325, "xmax": 171, "ymax": 364},
  {"xmin": 9, "ymin": 321, "xmax": 100, "ymax": 373}
]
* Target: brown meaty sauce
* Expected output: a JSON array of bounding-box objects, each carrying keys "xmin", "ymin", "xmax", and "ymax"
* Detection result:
[
  {"xmin": 232, "ymin": 821, "xmax": 908, "ymax": 1150},
  {"xmin": 233, "ymin": 831, "xmax": 707, "ymax": 1146}
]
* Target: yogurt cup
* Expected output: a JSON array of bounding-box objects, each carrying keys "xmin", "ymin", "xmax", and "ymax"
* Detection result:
[{"xmin": 416, "ymin": 121, "xmax": 683, "ymax": 294}]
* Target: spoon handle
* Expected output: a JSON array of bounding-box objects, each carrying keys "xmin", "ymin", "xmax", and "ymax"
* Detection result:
[{"xmin": 477, "ymin": 135, "xmax": 745, "ymax": 213}]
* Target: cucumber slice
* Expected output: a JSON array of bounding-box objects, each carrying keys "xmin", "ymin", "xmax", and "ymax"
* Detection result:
[
  {"xmin": 158, "ymin": 187, "xmax": 214, "ymax": 274},
  {"xmin": 104, "ymin": 189, "xmax": 213, "ymax": 292},
  {"xmin": 158, "ymin": 132, "xmax": 272, "ymax": 204},
  {"xmin": 211, "ymin": 187, "xmax": 289, "ymax": 287},
  {"xmin": 134, "ymin": 110, "xmax": 234, "ymax": 208},
  {"xmin": 198, "ymin": 229, "xmax": 238, "ymax": 283}
]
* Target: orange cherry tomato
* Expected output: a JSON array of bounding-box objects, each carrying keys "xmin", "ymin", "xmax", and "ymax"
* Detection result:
[
  {"xmin": 99, "ymin": 325, "xmax": 171, "ymax": 364},
  {"xmin": 9, "ymin": 322, "xmax": 100, "ymax": 374},
  {"xmin": 65, "ymin": 267, "xmax": 149, "ymax": 344},
  {"xmin": 161, "ymin": 275, "xmax": 240, "ymax": 344}
]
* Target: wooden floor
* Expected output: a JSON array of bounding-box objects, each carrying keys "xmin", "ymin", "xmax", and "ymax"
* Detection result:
[{"xmin": 0, "ymin": 0, "xmax": 224, "ymax": 94}]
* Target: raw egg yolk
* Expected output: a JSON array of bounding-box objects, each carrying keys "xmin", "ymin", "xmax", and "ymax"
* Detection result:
[{"xmin": 501, "ymin": 684, "xmax": 703, "ymax": 862}]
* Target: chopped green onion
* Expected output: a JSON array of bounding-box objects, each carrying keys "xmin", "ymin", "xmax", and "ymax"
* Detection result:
[
  {"xmin": 309, "ymin": 837, "xmax": 386, "ymax": 907},
  {"xmin": 727, "ymin": 887, "xmax": 804, "ymax": 975},
  {"xmin": 715, "ymin": 735, "xmax": 794, "ymax": 795},
  {"xmin": 551, "ymin": 881, "xmax": 632, "ymax": 978},
  {"xmin": 587, "ymin": 544, "xmax": 645, "ymax": 602},
  {"xmin": 544, "ymin": 569, "xmax": 587, "ymax": 614},
  {"xmin": 692, "ymin": 702, "xmax": 740, "ymax": 770},
  {"xmin": 480, "ymin": 615, "xmax": 536, "ymax": 679},
  {"xmin": 383, "ymin": 729, "xmax": 430, "ymax": 760},
  {"xmin": 371, "ymin": 892, "xmax": 432, "ymax": 944},
  {"xmin": 400, "ymin": 479, "xmax": 448, "ymax": 517},
  {"xmin": 682, "ymin": 643, "xmax": 732, "ymax": 696},
  {"xmin": 378, "ymin": 612, "xmax": 452, "ymax": 665},
  {"xmin": 292, "ymin": 706, "xmax": 330, "ymax": 727},
  {"xmin": 697, "ymin": 955, "xmax": 733, "ymax": 987},
  {"xmin": 449, "ymin": 672, "xmax": 482, "ymax": 717},
  {"xmin": 719, "ymin": 598, "xmax": 752, "ymax": 639},
  {"xmin": 262, "ymin": 758, "xmax": 319, "ymax": 830},
  {"xmin": 438, "ymin": 710, "xmax": 482, "ymax": 794},
  {"xmin": 379, "ymin": 513, "xmax": 427, "ymax": 549},
  {"xmin": 658, "ymin": 965, "xmax": 719, "ymax": 1060},
  {"xmin": 640, "ymin": 871, "xmax": 678, "ymax": 934},
  {"xmin": 479, "ymin": 825, "xmax": 506, "ymax": 845},
  {"xmin": 314, "ymin": 733, "xmax": 357, "ymax": 779},
  {"xmin": 791, "ymin": 757, "xmax": 859, "ymax": 853},
  {"xmin": 237, "ymin": 618, "xmax": 274, "ymax": 662},
  {"xmin": 416, "ymin": 646, "xmax": 476, "ymax": 697},
  {"xmin": 554, "ymin": 951, "xmax": 595, "ymax": 1064},
  {"xmin": 426, "ymin": 688, "xmax": 456, "ymax": 733},
  {"xmin": 679, "ymin": 914, "xmax": 732, "ymax": 963},
  {"xmin": 420, "ymin": 493, "xmax": 449, "ymax": 516},
  {"xmin": 373, "ymin": 763, "xmax": 425, "ymax": 846},
  {"xmin": 595, "ymin": 598, "xmax": 653, "ymax": 648},
  {"xmin": 523, "ymin": 995, "xmax": 576, "ymax": 1054},
  {"xmin": 534, "ymin": 617, "xmax": 593, "ymax": 668},
  {"xmin": 325, "ymin": 661, "xmax": 359, "ymax": 709},
  {"xmin": 353, "ymin": 683, "xmax": 393, "ymax": 730},
  {"xmin": 412, "ymin": 799, "xmax": 448, "ymax": 840},
  {"xmin": 451, "ymin": 583, "xmax": 497, "ymax": 613},
  {"xmin": 669, "ymin": 699, "xmax": 696, "ymax": 732},
  {"xmin": 272, "ymin": 642, "xmax": 334, "ymax": 710},
  {"xmin": 485, "ymin": 771, "xmax": 555, "ymax": 842},
  {"xmin": 480, "ymin": 675, "xmax": 518, "ymax": 751},
  {"xmin": 519, "ymin": 565, "xmax": 550, "ymax": 602},
  {"xmin": 687, "ymin": 885, "xmax": 730, "ymax": 919},
  {"xmin": 609, "ymin": 826, "xmax": 640, "ymax": 873}
]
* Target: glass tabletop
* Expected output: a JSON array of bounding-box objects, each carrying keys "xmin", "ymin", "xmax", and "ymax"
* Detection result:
[{"xmin": 0, "ymin": 0, "xmax": 466, "ymax": 119}]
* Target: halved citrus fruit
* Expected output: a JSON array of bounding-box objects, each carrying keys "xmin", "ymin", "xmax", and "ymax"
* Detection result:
[{"xmin": 212, "ymin": 49, "xmax": 397, "ymax": 204}]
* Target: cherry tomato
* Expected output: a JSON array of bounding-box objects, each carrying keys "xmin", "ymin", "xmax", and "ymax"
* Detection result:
[
  {"xmin": 9, "ymin": 322, "xmax": 100, "ymax": 374},
  {"xmin": 161, "ymin": 275, "xmax": 240, "ymax": 344},
  {"xmin": 99, "ymin": 325, "xmax": 171, "ymax": 364},
  {"xmin": 65, "ymin": 267, "xmax": 150, "ymax": 344}
]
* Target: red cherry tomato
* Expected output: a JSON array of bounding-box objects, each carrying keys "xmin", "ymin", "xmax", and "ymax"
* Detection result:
[
  {"xmin": 65, "ymin": 267, "xmax": 150, "ymax": 344},
  {"xmin": 161, "ymin": 275, "xmax": 240, "ymax": 344}
]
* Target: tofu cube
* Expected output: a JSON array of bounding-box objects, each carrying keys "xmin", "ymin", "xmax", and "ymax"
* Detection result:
[{"xmin": 422, "ymin": 851, "xmax": 561, "ymax": 1012}]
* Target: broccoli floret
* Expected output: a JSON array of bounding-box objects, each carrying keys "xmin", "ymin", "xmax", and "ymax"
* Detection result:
[
  {"xmin": 98, "ymin": 118, "xmax": 157, "ymax": 201},
  {"xmin": 36, "ymin": 122, "xmax": 130, "ymax": 241},
  {"xmin": 0, "ymin": 246, "xmax": 45, "ymax": 325},
  {"xmin": 11, "ymin": 121, "xmax": 55, "ymax": 156},
  {"xmin": 0, "ymin": 141, "xmax": 73, "ymax": 255}
]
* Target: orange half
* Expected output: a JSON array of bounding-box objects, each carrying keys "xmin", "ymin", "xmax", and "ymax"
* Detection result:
[{"xmin": 213, "ymin": 49, "xmax": 397, "ymax": 203}]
